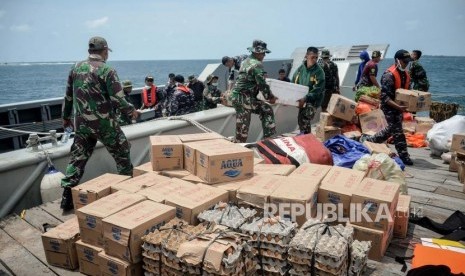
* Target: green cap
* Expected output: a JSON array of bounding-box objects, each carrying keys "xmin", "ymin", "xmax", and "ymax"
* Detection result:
[
  {"xmin": 247, "ymin": 40, "xmax": 271, "ymax": 54},
  {"xmin": 88, "ymin": 36, "xmax": 112, "ymax": 52},
  {"xmin": 206, "ymin": 74, "xmax": 218, "ymax": 84},
  {"xmin": 122, "ymin": 80, "xmax": 132, "ymax": 88},
  {"xmin": 321, "ymin": 49, "xmax": 331, "ymax": 58}
]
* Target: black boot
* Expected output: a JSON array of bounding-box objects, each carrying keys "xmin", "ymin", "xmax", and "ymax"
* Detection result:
[
  {"xmin": 400, "ymin": 155, "xmax": 414, "ymax": 166},
  {"xmin": 60, "ymin": 187, "xmax": 74, "ymax": 211}
]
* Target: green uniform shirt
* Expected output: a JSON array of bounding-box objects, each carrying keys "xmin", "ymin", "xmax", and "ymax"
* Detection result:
[
  {"xmin": 291, "ymin": 61, "xmax": 326, "ymax": 107},
  {"xmin": 231, "ymin": 55, "xmax": 273, "ymax": 100}
]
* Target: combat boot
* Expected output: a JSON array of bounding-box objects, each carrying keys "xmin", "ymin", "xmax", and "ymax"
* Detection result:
[
  {"xmin": 400, "ymin": 155, "xmax": 414, "ymax": 166},
  {"xmin": 60, "ymin": 187, "xmax": 74, "ymax": 211}
]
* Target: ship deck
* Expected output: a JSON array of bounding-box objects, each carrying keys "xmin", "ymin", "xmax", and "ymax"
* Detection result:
[{"xmin": 0, "ymin": 146, "xmax": 463, "ymax": 276}]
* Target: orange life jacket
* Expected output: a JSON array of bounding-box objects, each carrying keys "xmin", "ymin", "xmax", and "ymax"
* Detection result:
[
  {"xmin": 387, "ymin": 65, "xmax": 411, "ymax": 89},
  {"xmin": 142, "ymin": 86, "xmax": 157, "ymax": 107},
  {"xmin": 177, "ymin": 85, "xmax": 191, "ymax": 94}
]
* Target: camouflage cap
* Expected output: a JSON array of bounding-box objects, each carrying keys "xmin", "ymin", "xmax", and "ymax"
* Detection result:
[
  {"xmin": 88, "ymin": 36, "xmax": 112, "ymax": 52},
  {"xmin": 247, "ymin": 40, "xmax": 271, "ymax": 54},
  {"xmin": 206, "ymin": 74, "xmax": 219, "ymax": 84},
  {"xmin": 321, "ymin": 49, "xmax": 332, "ymax": 58},
  {"xmin": 122, "ymin": 80, "xmax": 132, "ymax": 88},
  {"xmin": 372, "ymin": 50, "xmax": 381, "ymax": 58},
  {"xmin": 188, "ymin": 75, "xmax": 196, "ymax": 81}
]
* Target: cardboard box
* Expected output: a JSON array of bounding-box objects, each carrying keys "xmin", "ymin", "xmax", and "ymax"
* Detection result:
[
  {"xmin": 327, "ymin": 94, "xmax": 357, "ymax": 122},
  {"xmin": 457, "ymin": 152, "xmax": 465, "ymax": 186},
  {"xmin": 402, "ymin": 120, "xmax": 417, "ymax": 133},
  {"xmin": 350, "ymin": 222, "xmax": 394, "ymax": 261},
  {"xmin": 318, "ymin": 167, "xmax": 365, "ymax": 218},
  {"xmin": 257, "ymin": 78, "xmax": 308, "ymax": 106},
  {"xmin": 76, "ymin": 191, "xmax": 146, "ymax": 247},
  {"xmin": 72, "ymin": 173, "xmax": 131, "ymax": 209},
  {"xmin": 320, "ymin": 112, "xmax": 346, "ymax": 127},
  {"xmin": 98, "ymin": 251, "xmax": 142, "ymax": 276},
  {"xmin": 102, "ymin": 200, "xmax": 175, "ymax": 263},
  {"xmin": 270, "ymin": 177, "xmax": 319, "ymax": 226},
  {"xmin": 164, "ymin": 184, "xmax": 229, "ymax": 225},
  {"xmin": 363, "ymin": 141, "xmax": 392, "ymax": 155},
  {"xmin": 137, "ymin": 178, "xmax": 196, "ymax": 203},
  {"xmin": 450, "ymin": 152, "xmax": 458, "ymax": 172},
  {"xmin": 451, "ymin": 133, "xmax": 465, "ymax": 154},
  {"xmin": 178, "ymin": 132, "xmax": 225, "ymax": 143},
  {"xmin": 415, "ymin": 117, "xmax": 435, "ymax": 134},
  {"xmin": 184, "ymin": 139, "xmax": 233, "ymax": 174},
  {"xmin": 133, "ymin": 162, "xmax": 157, "ymax": 177},
  {"xmin": 254, "ymin": 157, "xmax": 265, "ymax": 165},
  {"xmin": 150, "ymin": 135, "xmax": 183, "ymax": 171},
  {"xmin": 395, "ymin": 89, "xmax": 432, "ymax": 112},
  {"xmin": 254, "ymin": 164, "xmax": 296, "ymax": 176},
  {"xmin": 359, "ymin": 109, "xmax": 388, "ymax": 134},
  {"xmin": 110, "ymin": 173, "xmax": 171, "ymax": 193},
  {"xmin": 76, "ymin": 240, "xmax": 103, "ymax": 276},
  {"xmin": 41, "ymin": 217, "xmax": 80, "ymax": 270},
  {"xmin": 351, "ymin": 178, "xmax": 400, "ymax": 231},
  {"xmin": 343, "ymin": 131, "xmax": 362, "ymax": 141},
  {"xmin": 394, "ymin": 195, "xmax": 411, "ymax": 238},
  {"xmin": 195, "ymin": 143, "xmax": 254, "ymax": 184},
  {"xmin": 316, "ymin": 125, "xmax": 342, "ymax": 141},
  {"xmin": 159, "ymin": 169, "xmax": 191, "ymax": 178},
  {"xmin": 288, "ymin": 163, "xmax": 332, "ymax": 184},
  {"xmin": 181, "ymin": 173, "xmax": 206, "ymax": 183},
  {"xmin": 236, "ymin": 175, "xmax": 284, "ymax": 209},
  {"xmin": 212, "ymin": 178, "xmax": 254, "ymax": 203}
]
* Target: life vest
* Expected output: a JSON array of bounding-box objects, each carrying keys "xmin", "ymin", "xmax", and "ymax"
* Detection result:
[
  {"xmin": 142, "ymin": 86, "xmax": 157, "ymax": 107},
  {"xmin": 176, "ymin": 85, "xmax": 191, "ymax": 94},
  {"xmin": 387, "ymin": 65, "xmax": 411, "ymax": 89}
]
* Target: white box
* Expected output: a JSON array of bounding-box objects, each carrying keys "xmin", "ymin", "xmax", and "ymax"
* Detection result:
[{"xmin": 256, "ymin": 78, "xmax": 308, "ymax": 106}]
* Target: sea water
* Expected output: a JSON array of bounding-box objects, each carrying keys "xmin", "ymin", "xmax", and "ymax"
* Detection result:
[{"xmin": 0, "ymin": 57, "xmax": 464, "ymax": 114}]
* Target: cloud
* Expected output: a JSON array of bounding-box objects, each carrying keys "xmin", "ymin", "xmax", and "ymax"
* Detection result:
[
  {"xmin": 0, "ymin": 10, "xmax": 5, "ymax": 19},
  {"xmin": 10, "ymin": 24, "xmax": 31, "ymax": 32},
  {"xmin": 404, "ymin": 20, "xmax": 419, "ymax": 31},
  {"xmin": 85, "ymin": 17, "xmax": 109, "ymax": 29}
]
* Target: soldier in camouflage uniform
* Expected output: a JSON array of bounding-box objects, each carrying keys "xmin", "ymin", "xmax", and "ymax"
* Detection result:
[
  {"xmin": 203, "ymin": 74, "xmax": 223, "ymax": 110},
  {"xmin": 231, "ymin": 40, "xmax": 277, "ymax": 143},
  {"xmin": 222, "ymin": 54, "xmax": 249, "ymax": 90},
  {"xmin": 291, "ymin": 47, "xmax": 325, "ymax": 134},
  {"xmin": 187, "ymin": 75, "xmax": 205, "ymax": 112},
  {"xmin": 167, "ymin": 75, "xmax": 195, "ymax": 116},
  {"xmin": 364, "ymin": 50, "xmax": 414, "ymax": 165},
  {"xmin": 409, "ymin": 50, "xmax": 430, "ymax": 91},
  {"xmin": 116, "ymin": 80, "xmax": 134, "ymax": 126},
  {"xmin": 320, "ymin": 49, "xmax": 340, "ymax": 112},
  {"xmin": 60, "ymin": 37, "xmax": 139, "ymax": 211}
]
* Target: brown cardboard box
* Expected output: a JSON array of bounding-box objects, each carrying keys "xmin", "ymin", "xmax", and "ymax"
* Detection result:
[
  {"xmin": 320, "ymin": 112, "xmax": 346, "ymax": 127},
  {"xmin": 343, "ymin": 131, "xmax": 362, "ymax": 141},
  {"xmin": 195, "ymin": 143, "xmax": 254, "ymax": 184},
  {"xmin": 359, "ymin": 109, "xmax": 388, "ymax": 134},
  {"xmin": 327, "ymin": 94, "xmax": 357, "ymax": 122},
  {"xmin": 415, "ymin": 117, "xmax": 435, "ymax": 134},
  {"xmin": 181, "ymin": 173, "xmax": 206, "ymax": 183},
  {"xmin": 76, "ymin": 191, "xmax": 146, "ymax": 247},
  {"xmin": 76, "ymin": 240, "xmax": 103, "ymax": 276},
  {"xmin": 450, "ymin": 152, "xmax": 458, "ymax": 172},
  {"xmin": 457, "ymin": 152, "xmax": 465, "ymax": 187},
  {"xmin": 41, "ymin": 217, "xmax": 80, "ymax": 270},
  {"xmin": 351, "ymin": 178, "xmax": 400, "ymax": 231},
  {"xmin": 363, "ymin": 141, "xmax": 392, "ymax": 155},
  {"xmin": 102, "ymin": 200, "xmax": 176, "ymax": 263},
  {"xmin": 451, "ymin": 133, "xmax": 465, "ymax": 154},
  {"xmin": 98, "ymin": 251, "xmax": 142, "ymax": 276},
  {"xmin": 72, "ymin": 173, "xmax": 131, "ymax": 209},
  {"xmin": 254, "ymin": 158, "xmax": 265, "ymax": 164},
  {"xmin": 270, "ymin": 177, "xmax": 319, "ymax": 226},
  {"xmin": 150, "ymin": 135, "xmax": 183, "ymax": 171},
  {"xmin": 110, "ymin": 173, "xmax": 171, "ymax": 193},
  {"xmin": 133, "ymin": 162, "xmax": 157, "ymax": 177},
  {"xmin": 159, "ymin": 169, "xmax": 191, "ymax": 178},
  {"xmin": 395, "ymin": 89, "xmax": 432, "ymax": 112},
  {"xmin": 350, "ymin": 222, "xmax": 394, "ymax": 261},
  {"xmin": 137, "ymin": 178, "xmax": 196, "ymax": 203},
  {"xmin": 402, "ymin": 120, "xmax": 417, "ymax": 133},
  {"xmin": 316, "ymin": 125, "xmax": 342, "ymax": 141},
  {"xmin": 164, "ymin": 184, "xmax": 229, "ymax": 225},
  {"xmin": 394, "ymin": 195, "xmax": 411, "ymax": 238},
  {"xmin": 236, "ymin": 175, "xmax": 284, "ymax": 209},
  {"xmin": 212, "ymin": 177, "xmax": 254, "ymax": 203},
  {"xmin": 288, "ymin": 163, "xmax": 332, "ymax": 184},
  {"xmin": 254, "ymin": 164, "xmax": 296, "ymax": 176},
  {"xmin": 184, "ymin": 139, "xmax": 233, "ymax": 174},
  {"xmin": 318, "ymin": 167, "xmax": 365, "ymax": 218}
]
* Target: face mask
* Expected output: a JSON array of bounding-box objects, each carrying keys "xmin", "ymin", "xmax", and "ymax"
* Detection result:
[
  {"xmin": 175, "ymin": 82, "xmax": 181, "ymax": 86},
  {"xmin": 145, "ymin": 85, "xmax": 151, "ymax": 89},
  {"xmin": 211, "ymin": 83, "xmax": 218, "ymax": 87},
  {"xmin": 396, "ymin": 59, "xmax": 406, "ymax": 72}
]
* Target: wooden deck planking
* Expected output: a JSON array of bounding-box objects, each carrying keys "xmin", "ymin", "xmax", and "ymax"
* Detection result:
[{"xmin": 0, "ymin": 146, "xmax": 463, "ymax": 275}]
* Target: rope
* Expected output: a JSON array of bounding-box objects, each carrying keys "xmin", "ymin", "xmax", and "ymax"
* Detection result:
[{"xmin": 0, "ymin": 126, "xmax": 64, "ymax": 136}]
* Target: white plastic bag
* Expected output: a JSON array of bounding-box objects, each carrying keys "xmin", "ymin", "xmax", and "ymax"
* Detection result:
[{"xmin": 427, "ymin": 115, "xmax": 465, "ymax": 156}]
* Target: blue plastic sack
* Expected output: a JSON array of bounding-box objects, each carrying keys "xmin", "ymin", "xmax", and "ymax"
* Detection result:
[
  {"xmin": 324, "ymin": 135, "xmax": 370, "ymax": 168},
  {"xmin": 393, "ymin": 156, "xmax": 405, "ymax": 171}
]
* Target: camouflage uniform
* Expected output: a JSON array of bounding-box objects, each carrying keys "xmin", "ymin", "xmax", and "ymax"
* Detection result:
[
  {"xmin": 366, "ymin": 68, "xmax": 410, "ymax": 159},
  {"xmin": 228, "ymin": 54, "xmax": 248, "ymax": 88},
  {"xmin": 116, "ymin": 91, "xmax": 133, "ymax": 126},
  {"xmin": 162, "ymin": 82, "xmax": 175, "ymax": 116},
  {"xmin": 409, "ymin": 60, "xmax": 430, "ymax": 91},
  {"xmin": 61, "ymin": 54, "xmax": 135, "ymax": 188},
  {"xmin": 187, "ymin": 79, "xmax": 205, "ymax": 112},
  {"xmin": 231, "ymin": 54, "xmax": 276, "ymax": 143},
  {"xmin": 203, "ymin": 84, "xmax": 222, "ymax": 110},
  {"xmin": 167, "ymin": 85, "xmax": 195, "ymax": 116},
  {"xmin": 292, "ymin": 61, "xmax": 325, "ymax": 134},
  {"xmin": 320, "ymin": 51, "xmax": 340, "ymax": 111}
]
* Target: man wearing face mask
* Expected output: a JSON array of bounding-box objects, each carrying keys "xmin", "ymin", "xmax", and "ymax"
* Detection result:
[
  {"xmin": 292, "ymin": 46, "xmax": 325, "ymax": 134},
  {"xmin": 203, "ymin": 74, "xmax": 223, "ymax": 110},
  {"xmin": 231, "ymin": 39, "xmax": 277, "ymax": 143},
  {"xmin": 363, "ymin": 49, "xmax": 414, "ymax": 165},
  {"xmin": 140, "ymin": 75, "xmax": 164, "ymax": 118},
  {"xmin": 187, "ymin": 75, "xmax": 205, "ymax": 112},
  {"xmin": 167, "ymin": 75, "xmax": 195, "ymax": 116},
  {"xmin": 60, "ymin": 36, "xmax": 140, "ymax": 211}
]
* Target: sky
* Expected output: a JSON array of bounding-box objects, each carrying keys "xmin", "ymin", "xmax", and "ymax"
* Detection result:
[{"xmin": 0, "ymin": 0, "xmax": 464, "ymax": 62}]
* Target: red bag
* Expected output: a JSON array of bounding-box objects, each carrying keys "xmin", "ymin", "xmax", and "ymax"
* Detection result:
[{"xmin": 247, "ymin": 134, "xmax": 333, "ymax": 166}]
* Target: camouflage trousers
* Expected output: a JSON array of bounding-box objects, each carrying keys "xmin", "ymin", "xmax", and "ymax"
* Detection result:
[
  {"xmin": 298, "ymin": 104, "xmax": 316, "ymax": 134},
  {"xmin": 61, "ymin": 124, "xmax": 133, "ymax": 188},
  {"xmin": 232, "ymin": 93, "xmax": 276, "ymax": 143},
  {"xmin": 366, "ymin": 110, "xmax": 409, "ymax": 158}
]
